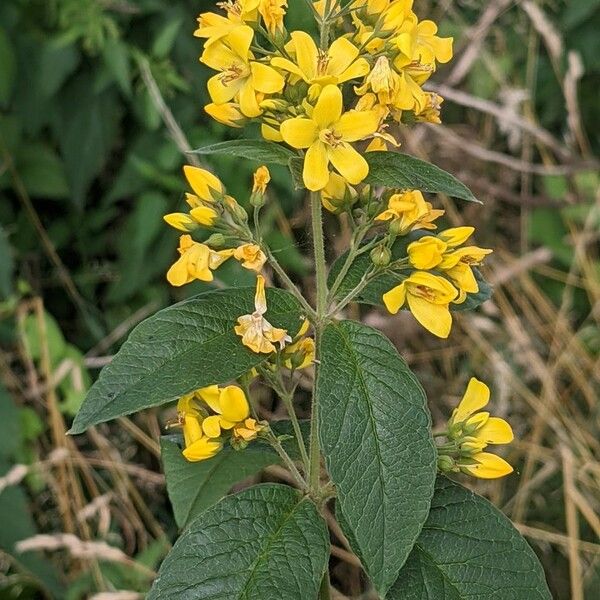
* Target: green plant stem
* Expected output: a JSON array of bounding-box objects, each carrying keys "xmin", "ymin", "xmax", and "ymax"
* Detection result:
[
  {"xmin": 320, "ymin": 0, "xmax": 333, "ymax": 49},
  {"xmin": 280, "ymin": 392, "xmax": 310, "ymax": 472},
  {"xmin": 309, "ymin": 191, "xmax": 328, "ymax": 495},
  {"xmin": 268, "ymin": 432, "xmax": 309, "ymax": 492},
  {"xmin": 311, "ymin": 192, "xmax": 328, "ymax": 319}
]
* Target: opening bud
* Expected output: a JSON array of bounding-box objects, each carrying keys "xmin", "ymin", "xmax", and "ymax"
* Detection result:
[{"xmin": 371, "ymin": 245, "xmax": 392, "ymax": 267}]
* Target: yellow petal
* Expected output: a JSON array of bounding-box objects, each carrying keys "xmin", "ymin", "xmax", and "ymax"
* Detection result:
[
  {"xmin": 219, "ymin": 386, "xmax": 250, "ymax": 422},
  {"xmin": 254, "ymin": 274, "xmax": 267, "ymax": 314},
  {"xmin": 164, "ymin": 213, "xmax": 197, "ymax": 232},
  {"xmin": 407, "ymin": 236, "xmax": 447, "ymax": 270},
  {"xmin": 462, "ymin": 452, "xmax": 513, "ymax": 479},
  {"xmin": 335, "ymin": 110, "xmax": 380, "ymax": 142},
  {"xmin": 453, "ymin": 378, "xmax": 490, "ymax": 423},
  {"xmin": 327, "ymin": 37, "xmax": 360, "ymax": 75},
  {"xmin": 207, "ymin": 73, "xmax": 242, "ymax": 104},
  {"xmin": 201, "ymin": 41, "xmax": 241, "ymax": 71},
  {"xmin": 289, "ymin": 30, "xmax": 318, "ymax": 81},
  {"xmin": 382, "ymin": 283, "xmax": 407, "ymax": 314},
  {"xmin": 183, "ymin": 437, "xmax": 223, "ymax": 462},
  {"xmin": 303, "ymin": 141, "xmax": 330, "ymax": 191},
  {"xmin": 312, "ymin": 84, "xmax": 343, "ymax": 129},
  {"xmin": 226, "ymin": 25, "xmax": 254, "ymax": 60},
  {"xmin": 475, "ymin": 417, "xmax": 514, "ymax": 445},
  {"xmin": 190, "ymin": 205, "xmax": 219, "ymax": 226},
  {"xmin": 329, "ymin": 143, "xmax": 369, "ymax": 185},
  {"xmin": 197, "ymin": 385, "xmax": 221, "ymax": 413},
  {"xmin": 202, "ymin": 415, "xmax": 223, "ymax": 438},
  {"xmin": 166, "ymin": 256, "xmax": 192, "ymax": 287},
  {"xmin": 250, "ymin": 62, "xmax": 285, "ymax": 93},
  {"xmin": 205, "ymin": 102, "xmax": 245, "ymax": 127},
  {"xmin": 280, "ymin": 118, "xmax": 318, "ymax": 149},
  {"xmin": 182, "ymin": 414, "xmax": 203, "ymax": 447},
  {"xmin": 270, "ymin": 56, "xmax": 305, "ymax": 79},
  {"xmin": 338, "ymin": 57, "xmax": 370, "ymax": 82},
  {"xmin": 439, "ymin": 226, "xmax": 474, "ymax": 247},
  {"xmin": 183, "ymin": 166, "xmax": 223, "ymax": 200},
  {"xmin": 407, "ymin": 294, "xmax": 452, "ymax": 338},
  {"xmin": 238, "ymin": 80, "xmax": 262, "ymax": 117}
]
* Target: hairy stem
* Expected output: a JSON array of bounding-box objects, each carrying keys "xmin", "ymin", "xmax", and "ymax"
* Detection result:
[{"xmin": 309, "ymin": 191, "xmax": 328, "ymax": 494}]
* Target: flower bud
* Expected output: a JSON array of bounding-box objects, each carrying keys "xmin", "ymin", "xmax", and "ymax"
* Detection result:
[
  {"xmin": 205, "ymin": 233, "xmax": 227, "ymax": 249},
  {"xmin": 224, "ymin": 196, "xmax": 248, "ymax": 223},
  {"xmin": 437, "ymin": 454, "xmax": 456, "ymax": 473},
  {"xmin": 371, "ymin": 245, "xmax": 391, "ymax": 267}
]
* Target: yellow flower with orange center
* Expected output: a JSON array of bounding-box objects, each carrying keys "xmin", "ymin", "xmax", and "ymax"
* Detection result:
[
  {"xmin": 382, "ymin": 271, "xmax": 458, "ymax": 338},
  {"xmin": 280, "ymin": 84, "xmax": 380, "ymax": 191}
]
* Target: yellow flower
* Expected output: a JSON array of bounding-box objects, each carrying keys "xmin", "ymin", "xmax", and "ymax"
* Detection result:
[
  {"xmin": 437, "ymin": 378, "xmax": 514, "ymax": 479},
  {"xmin": 183, "ymin": 165, "xmax": 224, "ymax": 202},
  {"xmin": 415, "ymin": 92, "xmax": 443, "ymax": 124},
  {"xmin": 321, "ymin": 172, "xmax": 357, "ymax": 213},
  {"xmin": 437, "ymin": 228, "xmax": 493, "ymax": 296},
  {"xmin": 205, "ymin": 102, "xmax": 246, "ymax": 127},
  {"xmin": 407, "ymin": 236, "xmax": 447, "ymax": 270},
  {"xmin": 252, "ymin": 166, "xmax": 271, "ymax": 195},
  {"xmin": 271, "ymin": 31, "xmax": 369, "ymax": 87},
  {"xmin": 176, "ymin": 395, "xmax": 223, "ymax": 462},
  {"xmin": 194, "ymin": 0, "xmax": 261, "ymax": 47},
  {"xmin": 233, "ymin": 417, "xmax": 263, "ymax": 441},
  {"xmin": 235, "ymin": 275, "xmax": 291, "ymax": 353},
  {"xmin": 375, "ymin": 190, "xmax": 444, "ymax": 234},
  {"xmin": 280, "ymin": 84, "xmax": 380, "ymax": 191},
  {"xmin": 259, "ymin": 0, "xmax": 287, "ymax": 35},
  {"xmin": 461, "ymin": 452, "xmax": 513, "ymax": 480},
  {"xmin": 201, "ymin": 26, "xmax": 285, "ymax": 118},
  {"xmin": 234, "ymin": 244, "xmax": 267, "ymax": 272},
  {"xmin": 164, "ymin": 205, "xmax": 219, "ymax": 232},
  {"xmin": 382, "ymin": 271, "xmax": 458, "ymax": 338},
  {"xmin": 284, "ymin": 337, "xmax": 315, "ymax": 370},
  {"xmin": 197, "ymin": 385, "xmax": 253, "ymax": 438},
  {"xmin": 167, "ymin": 235, "xmax": 233, "ymax": 287}
]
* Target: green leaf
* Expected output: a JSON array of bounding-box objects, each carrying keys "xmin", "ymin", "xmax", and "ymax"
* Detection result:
[
  {"xmin": 318, "ymin": 320, "xmax": 437, "ymax": 597},
  {"xmin": 389, "ymin": 477, "xmax": 552, "ymax": 600},
  {"xmin": 161, "ymin": 436, "xmax": 278, "ymax": 528},
  {"xmin": 365, "ymin": 152, "xmax": 480, "ymax": 203},
  {"xmin": 70, "ymin": 288, "xmax": 304, "ymax": 434},
  {"xmin": 329, "ymin": 234, "xmax": 492, "ymax": 312},
  {"xmin": 0, "ymin": 224, "xmax": 13, "ymax": 299},
  {"xmin": 0, "ymin": 27, "xmax": 16, "ymax": 107},
  {"xmin": 15, "ymin": 143, "xmax": 70, "ymax": 199},
  {"xmin": 102, "ymin": 39, "xmax": 132, "ymax": 96},
  {"xmin": 0, "ymin": 383, "xmax": 21, "ymax": 459},
  {"xmin": 147, "ymin": 484, "xmax": 329, "ymax": 600},
  {"xmin": 191, "ymin": 140, "xmax": 297, "ymax": 165}
]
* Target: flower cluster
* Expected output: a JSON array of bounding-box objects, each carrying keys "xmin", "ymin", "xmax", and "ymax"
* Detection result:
[
  {"xmin": 437, "ymin": 378, "xmax": 514, "ymax": 479},
  {"xmin": 382, "ymin": 226, "xmax": 492, "ymax": 338},
  {"xmin": 195, "ymin": 0, "xmax": 453, "ymax": 190},
  {"xmin": 174, "ymin": 384, "xmax": 265, "ymax": 462}
]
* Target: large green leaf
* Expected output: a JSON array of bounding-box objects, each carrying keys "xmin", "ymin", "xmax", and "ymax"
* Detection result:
[
  {"xmin": 389, "ymin": 477, "xmax": 552, "ymax": 599},
  {"xmin": 70, "ymin": 288, "xmax": 304, "ymax": 434},
  {"xmin": 366, "ymin": 152, "xmax": 480, "ymax": 203},
  {"xmin": 329, "ymin": 233, "xmax": 492, "ymax": 312},
  {"xmin": 147, "ymin": 484, "xmax": 329, "ymax": 600},
  {"xmin": 191, "ymin": 140, "xmax": 297, "ymax": 165},
  {"xmin": 317, "ymin": 320, "xmax": 437, "ymax": 597},
  {"xmin": 161, "ymin": 437, "xmax": 278, "ymax": 528}
]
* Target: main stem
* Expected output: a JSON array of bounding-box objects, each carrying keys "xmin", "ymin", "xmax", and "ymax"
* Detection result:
[{"xmin": 309, "ymin": 191, "xmax": 328, "ymax": 494}]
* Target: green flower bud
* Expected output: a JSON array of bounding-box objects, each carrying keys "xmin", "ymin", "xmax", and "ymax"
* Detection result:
[
  {"xmin": 205, "ymin": 233, "xmax": 227, "ymax": 248},
  {"xmin": 437, "ymin": 454, "xmax": 456, "ymax": 473},
  {"xmin": 371, "ymin": 245, "xmax": 392, "ymax": 267}
]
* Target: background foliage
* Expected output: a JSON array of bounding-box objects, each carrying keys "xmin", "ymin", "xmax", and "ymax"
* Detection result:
[{"xmin": 0, "ymin": 0, "xmax": 598, "ymax": 598}]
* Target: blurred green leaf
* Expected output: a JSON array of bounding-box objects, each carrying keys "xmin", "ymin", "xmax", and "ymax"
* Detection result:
[
  {"xmin": 0, "ymin": 383, "xmax": 21, "ymax": 459},
  {"xmin": 152, "ymin": 17, "xmax": 183, "ymax": 59},
  {"xmin": 0, "ymin": 224, "xmax": 14, "ymax": 299},
  {"xmin": 15, "ymin": 144, "xmax": 70, "ymax": 200},
  {"xmin": 22, "ymin": 312, "xmax": 67, "ymax": 366},
  {"xmin": 0, "ymin": 27, "xmax": 16, "ymax": 107},
  {"xmin": 102, "ymin": 38, "xmax": 132, "ymax": 96}
]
